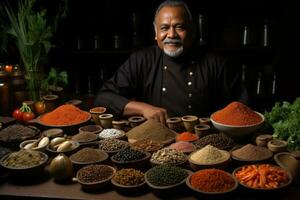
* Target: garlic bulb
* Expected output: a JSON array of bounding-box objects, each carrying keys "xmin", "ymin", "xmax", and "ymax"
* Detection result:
[{"xmin": 49, "ymin": 153, "xmax": 73, "ymax": 181}]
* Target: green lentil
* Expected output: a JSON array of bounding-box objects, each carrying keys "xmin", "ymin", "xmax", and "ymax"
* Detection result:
[
  {"xmin": 146, "ymin": 165, "xmax": 188, "ymax": 186},
  {"xmin": 113, "ymin": 168, "xmax": 144, "ymax": 186}
]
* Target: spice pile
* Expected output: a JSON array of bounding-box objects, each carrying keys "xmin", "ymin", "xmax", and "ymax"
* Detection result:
[
  {"xmin": 126, "ymin": 120, "xmax": 176, "ymax": 142},
  {"xmin": 2, "ymin": 150, "xmax": 45, "ymax": 168},
  {"xmin": 146, "ymin": 165, "xmax": 188, "ymax": 186},
  {"xmin": 99, "ymin": 129, "xmax": 124, "ymax": 139},
  {"xmin": 211, "ymin": 101, "xmax": 262, "ymax": 126},
  {"xmin": 72, "ymin": 132, "xmax": 97, "ymax": 143},
  {"xmin": 40, "ymin": 105, "xmax": 90, "ymax": 126},
  {"xmin": 77, "ymin": 164, "xmax": 114, "ymax": 183},
  {"xmin": 190, "ymin": 145, "xmax": 229, "ymax": 164},
  {"xmin": 113, "ymin": 168, "xmax": 144, "ymax": 186},
  {"xmin": 99, "ymin": 138, "xmax": 129, "ymax": 152},
  {"xmin": 0, "ymin": 124, "xmax": 39, "ymax": 142},
  {"xmin": 194, "ymin": 133, "xmax": 234, "ymax": 150},
  {"xmin": 190, "ymin": 169, "xmax": 236, "ymax": 192},
  {"xmin": 169, "ymin": 141, "xmax": 196, "ymax": 153},
  {"xmin": 176, "ymin": 132, "xmax": 198, "ymax": 142},
  {"xmin": 70, "ymin": 148, "xmax": 107, "ymax": 163},
  {"xmin": 231, "ymin": 144, "xmax": 273, "ymax": 161},
  {"xmin": 131, "ymin": 139, "xmax": 163, "ymax": 152},
  {"xmin": 79, "ymin": 125, "xmax": 102, "ymax": 133},
  {"xmin": 150, "ymin": 148, "xmax": 187, "ymax": 165}
]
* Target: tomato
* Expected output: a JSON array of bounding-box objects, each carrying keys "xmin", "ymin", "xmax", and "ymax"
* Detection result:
[
  {"xmin": 22, "ymin": 112, "xmax": 35, "ymax": 122},
  {"xmin": 12, "ymin": 109, "xmax": 23, "ymax": 121},
  {"xmin": 34, "ymin": 101, "xmax": 46, "ymax": 115}
]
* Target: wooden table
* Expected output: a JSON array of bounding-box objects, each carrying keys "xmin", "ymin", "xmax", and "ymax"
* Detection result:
[{"xmin": 0, "ymin": 172, "xmax": 300, "ymax": 200}]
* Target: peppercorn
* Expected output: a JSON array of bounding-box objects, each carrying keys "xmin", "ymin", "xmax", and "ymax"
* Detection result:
[{"xmin": 112, "ymin": 148, "xmax": 146, "ymax": 162}]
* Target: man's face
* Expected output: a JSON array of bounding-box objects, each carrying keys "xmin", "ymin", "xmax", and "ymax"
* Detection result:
[{"xmin": 154, "ymin": 6, "xmax": 194, "ymax": 57}]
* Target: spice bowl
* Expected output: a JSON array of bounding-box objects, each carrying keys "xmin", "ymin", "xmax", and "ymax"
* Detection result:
[
  {"xmin": 98, "ymin": 129, "xmax": 126, "ymax": 140},
  {"xmin": 78, "ymin": 124, "xmax": 103, "ymax": 135},
  {"xmin": 274, "ymin": 152, "xmax": 300, "ymax": 184},
  {"xmin": 181, "ymin": 115, "xmax": 199, "ymax": 133},
  {"xmin": 0, "ymin": 150, "xmax": 49, "ymax": 178},
  {"xmin": 42, "ymin": 128, "xmax": 64, "ymax": 139},
  {"xmin": 110, "ymin": 149, "xmax": 151, "ymax": 170},
  {"xmin": 46, "ymin": 140, "xmax": 80, "ymax": 156},
  {"xmin": 70, "ymin": 148, "xmax": 109, "ymax": 170},
  {"xmin": 128, "ymin": 116, "xmax": 146, "ymax": 128},
  {"xmin": 76, "ymin": 164, "xmax": 116, "ymax": 191},
  {"xmin": 111, "ymin": 178, "xmax": 146, "ymax": 195},
  {"xmin": 145, "ymin": 165, "xmax": 192, "ymax": 197},
  {"xmin": 98, "ymin": 139, "xmax": 129, "ymax": 155},
  {"xmin": 188, "ymin": 148, "xmax": 231, "ymax": 171},
  {"xmin": 89, "ymin": 106, "xmax": 106, "ymax": 125},
  {"xmin": 99, "ymin": 113, "xmax": 114, "ymax": 129},
  {"xmin": 19, "ymin": 138, "xmax": 49, "ymax": 152},
  {"xmin": 111, "ymin": 168, "xmax": 146, "ymax": 195},
  {"xmin": 210, "ymin": 112, "xmax": 265, "ymax": 139},
  {"xmin": 186, "ymin": 169, "xmax": 238, "ymax": 197},
  {"xmin": 233, "ymin": 164, "xmax": 293, "ymax": 191},
  {"xmin": 230, "ymin": 144, "xmax": 273, "ymax": 166}
]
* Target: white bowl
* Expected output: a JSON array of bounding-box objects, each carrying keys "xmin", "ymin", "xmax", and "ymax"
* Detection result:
[{"xmin": 210, "ymin": 112, "xmax": 265, "ymax": 139}]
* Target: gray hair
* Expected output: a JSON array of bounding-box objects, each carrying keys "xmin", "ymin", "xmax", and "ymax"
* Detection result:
[{"xmin": 153, "ymin": 0, "xmax": 193, "ymax": 24}]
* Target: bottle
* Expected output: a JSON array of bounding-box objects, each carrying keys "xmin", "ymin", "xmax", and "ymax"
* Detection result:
[
  {"xmin": 0, "ymin": 67, "xmax": 11, "ymax": 115},
  {"xmin": 131, "ymin": 12, "xmax": 141, "ymax": 47},
  {"xmin": 114, "ymin": 35, "xmax": 121, "ymax": 49},
  {"xmin": 94, "ymin": 35, "xmax": 102, "ymax": 49},
  {"xmin": 271, "ymin": 72, "xmax": 277, "ymax": 97},
  {"xmin": 11, "ymin": 65, "xmax": 26, "ymax": 108},
  {"xmin": 198, "ymin": 14, "xmax": 208, "ymax": 45},
  {"xmin": 263, "ymin": 24, "xmax": 270, "ymax": 47},
  {"xmin": 242, "ymin": 26, "xmax": 249, "ymax": 46},
  {"xmin": 241, "ymin": 64, "xmax": 247, "ymax": 83}
]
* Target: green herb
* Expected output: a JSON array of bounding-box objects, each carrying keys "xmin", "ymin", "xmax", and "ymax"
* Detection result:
[
  {"xmin": 41, "ymin": 67, "xmax": 68, "ymax": 94},
  {"xmin": 264, "ymin": 98, "xmax": 300, "ymax": 150},
  {"xmin": 0, "ymin": 0, "xmax": 67, "ymax": 101}
]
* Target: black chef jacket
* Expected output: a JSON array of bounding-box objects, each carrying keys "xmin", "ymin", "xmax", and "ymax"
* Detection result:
[{"xmin": 94, "ymin": 45, "xmax": 248, "ymax": 117}]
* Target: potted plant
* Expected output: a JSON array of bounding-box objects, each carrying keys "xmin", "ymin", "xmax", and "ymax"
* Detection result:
[
  {"xmin": 0, "ymin": 0, "xmax": 67, "ymax": 102},
  {"xmin": 41, "ymin": 67, "xmax": 68, "ymax": 96}
]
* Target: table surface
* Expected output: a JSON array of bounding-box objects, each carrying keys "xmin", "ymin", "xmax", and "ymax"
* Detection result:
[{"xmin": 0, "ymin": 171, "xmax": 300, "ymax": 200}]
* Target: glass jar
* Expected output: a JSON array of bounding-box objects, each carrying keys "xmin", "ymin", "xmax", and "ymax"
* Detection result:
[{"xmin": 0, "ymin": 68, "xmax": 11, "ymax": 115}]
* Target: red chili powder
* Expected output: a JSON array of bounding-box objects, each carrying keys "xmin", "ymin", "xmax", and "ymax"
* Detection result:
[
  {"xmin": 190, "ymin": 168, "xmax": 236, "ymax": 192},
  {"xmin": 40, "ymin": 104, "xmax": 90, "ymax": 125},
  {"xmin": 211, "ymin": 102, "xmax": 262, "ymax": 126}
]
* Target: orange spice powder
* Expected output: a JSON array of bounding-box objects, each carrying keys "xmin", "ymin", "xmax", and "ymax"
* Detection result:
[
  {"xmin": 211, "ymin": 102, "xmax": 262, "ymax": 126},
  {"xmin": 176, "ymin": 132, "xmax": 199, "ymax": 141},
  {"xmin": 40, "ymin": 104, "xmax": 90, "ymax": 125}
]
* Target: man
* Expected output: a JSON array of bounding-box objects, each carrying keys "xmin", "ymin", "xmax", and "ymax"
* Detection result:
[{"xmin": 94, "ymin": 0, "xmax": 248, "ymax": 124}]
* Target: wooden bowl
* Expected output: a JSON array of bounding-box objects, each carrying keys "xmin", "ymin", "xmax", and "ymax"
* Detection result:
[
  {"xmin": 111, "ymin": 150, "xmax": 151, "ymax": 170},
  {"xmin": 46, "ymin": 140, "xmax": 80, "ymax": 156},
  {"xmin": 98, "ymin": 129, "xmax": 126, "ymax": 140},
  {"xmin": 233, "ymin": 164, "xmax": 292, "ymax": 191},
  {"xmin": 70, "ymin": 149, "xmax": 109, "ymax": 167},
  {"xmin": 186, "ymin": 170, "xmax": 238, "ymax": 196},
  {"xmin": 111, "ymin": 176, "xmax": 146, "ymax": 194},
  {"xmin": 210, "ymin": 111, "xmax": 264, "ymax": 139},
  {"xmin": 145, "ymin": 168, "xmax": 192, "ymax": 196},
  {"xmin": 0, "ymin": 150, "xmax": 48, "ymax": 178},
  {"xmin": 76, "ymin": 164, "xmax": 116, "ymax": 191},
  {"xmin": 30, "ymin": 112, "xmax": 91, "ymax": 135},
  {"xmin": 98, "ymin": 139, "xmax": 129, "ymax": 155},
  {"xmin": 188, "ymin": 149, "xmax": 231, "ymax": 171}
]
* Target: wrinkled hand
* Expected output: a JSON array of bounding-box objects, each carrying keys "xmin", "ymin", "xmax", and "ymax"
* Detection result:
[
  {"xmin": 141, "ymin": 105, "xmax": 168, "ymax": 125},
  {"xmin": 123, "ymin": 101, "xmax": 168, "ymax": 125}
]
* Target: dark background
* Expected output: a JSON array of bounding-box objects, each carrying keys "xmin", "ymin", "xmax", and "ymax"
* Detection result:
[{"xmin": 1, "ymin": 0, "xmax": 299, "ymax": 112}]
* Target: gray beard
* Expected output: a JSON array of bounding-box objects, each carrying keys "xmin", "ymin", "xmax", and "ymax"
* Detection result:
[{"xmin": 163, "ymin": 46, "xmax": 184, "ymax": 58}]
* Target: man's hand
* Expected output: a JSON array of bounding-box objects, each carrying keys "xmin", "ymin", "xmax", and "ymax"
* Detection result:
[{"xmin": 123, "ymin": 101, "xmax": 168, "ymax": 124}]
